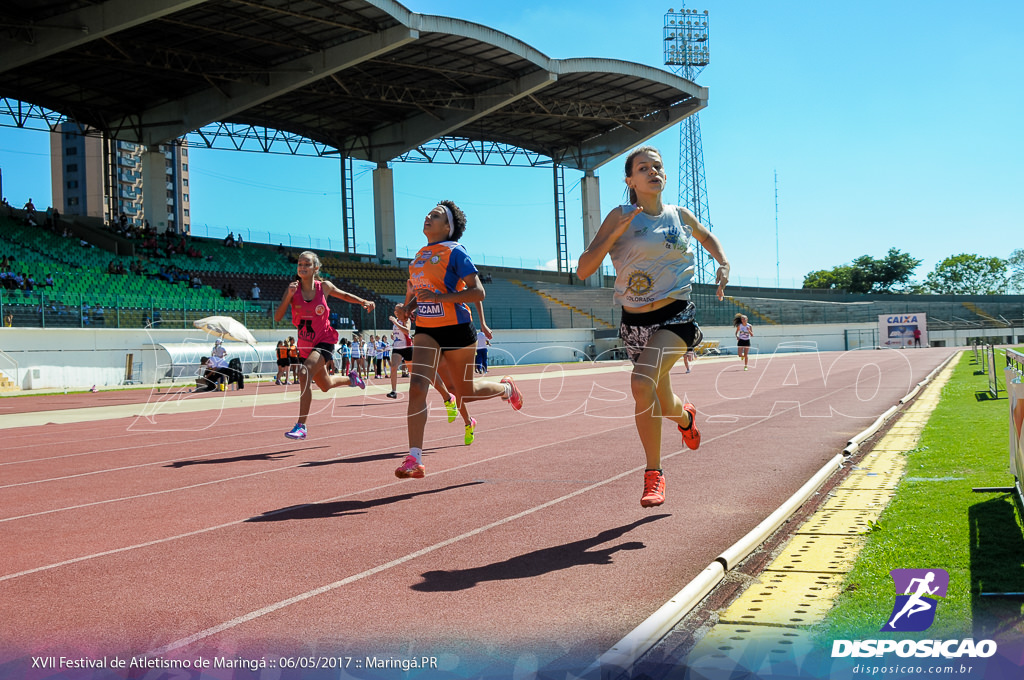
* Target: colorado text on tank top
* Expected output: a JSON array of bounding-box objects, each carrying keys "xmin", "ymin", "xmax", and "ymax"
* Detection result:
[{"xmin": 608, "ymin": 204, "xmax": 696, "ymax": 310}]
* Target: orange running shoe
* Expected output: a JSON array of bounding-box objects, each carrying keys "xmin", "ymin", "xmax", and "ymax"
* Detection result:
[
  {"xmin": 678, "ymin": 402, "xmax": 701, "ymax": 450},
  {"xmin": 500, "ymin": 376, "xmax": 523, "ymax": 411},
  {"xmin": 395, "ymin": 454, "xmax": 425, "ymax": 479},
  {"xmin": 641, "ymin": 470, "xmax": 666, "ymax": 507}
]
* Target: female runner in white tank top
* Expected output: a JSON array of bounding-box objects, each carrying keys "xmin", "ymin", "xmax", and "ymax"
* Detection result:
[{"xmin": 577, "ymin": 146, "xmax": 732, "ymax": 508}]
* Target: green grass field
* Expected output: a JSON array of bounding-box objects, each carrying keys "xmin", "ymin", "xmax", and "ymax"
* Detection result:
[{"xmin": 816, "ymin": 348, "xmax": 1024, "ymax": 642}]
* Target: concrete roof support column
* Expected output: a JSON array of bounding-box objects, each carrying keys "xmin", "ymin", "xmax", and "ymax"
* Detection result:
[
  {"xmin": 372, "ymin": 163, "xmax": 397, "ymax": 264},
  {"xmin": 580, "ymin": 171, "xmax": 603, "ymax": 288},
  {"xmin": 142, "ymin": 146, "xmax": 171, "ymax": 233}
]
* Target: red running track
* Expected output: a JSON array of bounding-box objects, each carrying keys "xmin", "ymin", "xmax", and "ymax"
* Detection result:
[{"xmin": 0, "ymin": 347, "xmax": 957, "ymax": 679}]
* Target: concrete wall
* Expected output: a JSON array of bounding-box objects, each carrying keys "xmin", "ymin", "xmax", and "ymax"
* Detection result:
[
  {"xmin": 0, "ymin": 323, "xmax": 1014, "ymax": 390},
  {"xmin": 0, "ymin": 327, "xmax": 597, "ymax": 390}
]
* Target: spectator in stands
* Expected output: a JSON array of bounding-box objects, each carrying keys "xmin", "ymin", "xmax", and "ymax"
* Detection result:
[
  {"xmin": 142, "ymin": 314, "xmax": 151, "ymax": 328},
  {"xmin": 23, "ymin": 198, "xmax": 36, "ymax": 225},
  {"xmin": 236, "ymin": 233, "xmax": 244, "ymax": 248},
  {"xmin": 44, "ymin": 273, "xmax": 54, "ymax": 288},
  {"xmin": 23, "ymin": 273, "xmax": 36, "ymax": 294},
  {"xmin": 734, "ymin": 314, "xmax": 753, "ymax": 370},
  {"xmin": 224, "ymin": 232, "xmax": 236, "ymax": 248},
  {"xmin": 250, "ymin": 283, "xmax": 260, "ymax": 301},
  {"xmin": 274, "ymin": 250, "xmax": 374, "ymax": 441},
  {"xmin": 393, "ymin": 200, "xmax": 520, "ymax": 479},
  {"xmin": 3, "ymin": 313, "xmax": 12, "ymax": 327},
  {"xmin": 191, "ymin": 274, "xmax": 202, "ymax": 289},
  {"xmin": 93, "ymin": 304, "xmax": 105, "ymax": 325},
  {"xmin": 576, "ymin": 145, "xmax": 731, "ymax": 508}
]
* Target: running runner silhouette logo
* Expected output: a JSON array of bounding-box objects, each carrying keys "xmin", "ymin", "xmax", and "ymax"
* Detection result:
[{"xmin": 882, "ymin": 568, "xmax": 949, "ymax": 632}]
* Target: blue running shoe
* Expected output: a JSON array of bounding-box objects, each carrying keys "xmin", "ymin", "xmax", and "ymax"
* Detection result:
[{"xmin": 285, "ymin": 423, "xmax": 307, "ymax": 440}]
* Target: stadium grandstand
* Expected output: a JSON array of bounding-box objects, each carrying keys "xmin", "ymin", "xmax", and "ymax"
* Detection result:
[
  {"xmin": 1, "ymin": 0, "xmax": 1022, "ymax": 392},
  {"xmin": 3, "ymin": 204, "xmax": 1022, "ymax": 340}
]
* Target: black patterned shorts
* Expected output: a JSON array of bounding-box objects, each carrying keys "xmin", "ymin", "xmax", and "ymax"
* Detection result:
[{"xmin": 619, "ymin": 299, "xmax": 702, "ymax": 363}]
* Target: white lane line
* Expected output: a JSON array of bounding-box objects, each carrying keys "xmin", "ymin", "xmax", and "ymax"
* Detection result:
[
  {"xmin": 147, "ymin": 368, "xmax": 884, "ymax": 656},
  {"xmin": 149, "ymin": 463, "xmax": 642, "ymax": 656},
  {"xmin": 0, "ymin": 387, "xmax": 563, "ymax": 519},
  {"xmin": 0, "ymin": 423, "xmax": 628, "ymax": 582}
]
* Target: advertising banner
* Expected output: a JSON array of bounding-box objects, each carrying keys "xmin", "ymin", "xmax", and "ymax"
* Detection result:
[
  {"xmin": 1007, "ymin": 350, "xmax": 1024, "ymax": 500},
  {"xmin": 879, "ymin": 314, "xmax": 928, "ymax": 349}
]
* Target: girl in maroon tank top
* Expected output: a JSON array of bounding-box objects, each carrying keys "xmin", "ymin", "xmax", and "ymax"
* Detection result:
[{"xmin": 273, "ymin": 250, "xmax": 377, "ymax": 440}]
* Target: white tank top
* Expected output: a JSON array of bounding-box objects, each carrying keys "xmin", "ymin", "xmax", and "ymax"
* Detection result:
[{"xmin": 609, "ymin": 204, "xmax": 695, "ymax": 307}]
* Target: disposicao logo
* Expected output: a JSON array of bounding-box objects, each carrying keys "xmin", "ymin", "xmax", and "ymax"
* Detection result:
[
  {"xmin": 831, "ymin": 568, "xmax": 998, "ymax": 659},
  {"xmin": 882, "ymin": 568, "xmax": 948, "ymax": 632}
]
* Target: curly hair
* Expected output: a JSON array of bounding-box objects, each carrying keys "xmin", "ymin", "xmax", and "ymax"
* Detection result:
[{"xmin": 437, "ymin": 200, "xmax": 467, "ymax": 241}]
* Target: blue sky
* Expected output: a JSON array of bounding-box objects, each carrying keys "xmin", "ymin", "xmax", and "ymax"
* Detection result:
[{"xmin": 1, "ymin": 0, "xmax": 1022, "ymax": 288}]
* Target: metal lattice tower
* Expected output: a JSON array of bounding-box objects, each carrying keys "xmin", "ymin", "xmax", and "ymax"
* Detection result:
[
  {"xmin": 340, "ymin": 156, "xmax": 356, "ymax": 253},
  {"xmin": 664, "ymin": 6, "xmax": 716, "ymax": 294}
]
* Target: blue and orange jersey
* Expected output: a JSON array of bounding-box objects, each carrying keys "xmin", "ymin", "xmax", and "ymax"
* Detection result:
[{"xmin": 408, "ymin": 241, "xmax": 477, "ymax": 328}]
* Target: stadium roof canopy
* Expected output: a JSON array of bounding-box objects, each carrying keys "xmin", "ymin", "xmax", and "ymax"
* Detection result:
[{"xmin": 0, "ymin": 0, "xmax": 707, "ymax": 171}]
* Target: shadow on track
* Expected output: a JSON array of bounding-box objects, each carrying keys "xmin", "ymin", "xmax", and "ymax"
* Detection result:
[
  {"xmin": 245, "ymin": 481, "xmax": 485, "ymax": 522},
  {"xmin": 411, "ymin": 514, "xmax": 671, "ymax": 591}
]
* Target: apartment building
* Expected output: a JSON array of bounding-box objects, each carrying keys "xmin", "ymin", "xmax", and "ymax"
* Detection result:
[{"xmin": 50, "ymin": 122, "xmax": 191, "ymax": 234}]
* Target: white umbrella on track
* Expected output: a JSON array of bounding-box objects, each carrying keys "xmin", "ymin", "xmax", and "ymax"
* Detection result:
[{"xmin": 193, "ymin": 315, "xmax": 261, "ymax": 377}]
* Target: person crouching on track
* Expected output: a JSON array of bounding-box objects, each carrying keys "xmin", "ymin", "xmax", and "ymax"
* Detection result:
[
  {"xmin": 576, "ymin": 145, "xmax": 731, "ymax": 508},
  {"xmin": 393, "ymin": 200, "xmax": 523, "ymax": 479},
  {"xmin": 274, "ymin": 250, "xmax": 374, "ymax": 440}
]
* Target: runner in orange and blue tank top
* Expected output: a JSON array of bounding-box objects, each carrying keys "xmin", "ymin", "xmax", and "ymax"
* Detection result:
[
  {"xmin": 391, "ymin": 200, "xmax": 517, "ymax": 480},
  {"xmin": 273, "ymin": 250, "xmax": 376, "ymax": 441}
]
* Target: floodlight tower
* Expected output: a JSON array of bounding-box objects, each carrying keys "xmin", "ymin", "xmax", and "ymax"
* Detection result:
[{"xmin": 664, "ymin": 7, "xmax": 716, "ymax": 298}]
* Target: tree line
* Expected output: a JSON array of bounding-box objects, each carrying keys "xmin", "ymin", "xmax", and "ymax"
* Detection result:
[{"xmin": 803, "ymin": 248, "xmax": 1024, "ymax": 295}]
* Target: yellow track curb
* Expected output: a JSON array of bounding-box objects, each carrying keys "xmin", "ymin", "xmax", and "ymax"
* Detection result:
[{"xmin": 688, "ymin": 357, "xmax": 957, "ymax": 663}]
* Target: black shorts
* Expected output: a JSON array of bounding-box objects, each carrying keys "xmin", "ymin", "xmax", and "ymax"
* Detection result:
[
  {"xmin": 737, "ymin": 338, "xmax": 751, "ymax": 347},
  {"xmin": 393, "ymin": 347, "xmax": 413, "ymax": 361},
  {"xmin": 276, "ymin": 358, "xmax": 289, "ymax": 368},
  {"xmin": 413, "ymin": 322, "xmax": 477, "ymax": 352},
  {"xmin": 302, "ymin": 342, "xmax": 335, "ymax": 362},
  {"xmin": 619, "ymin": 299, "xmax": 702, "ymax": 363}
]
